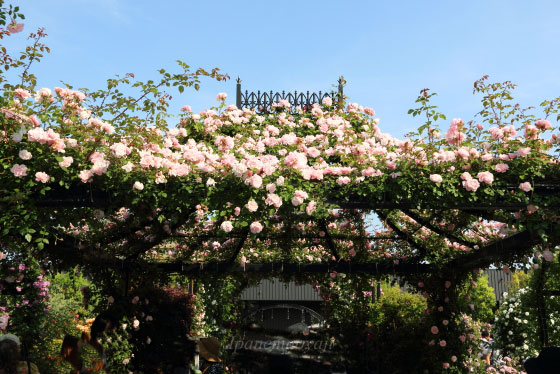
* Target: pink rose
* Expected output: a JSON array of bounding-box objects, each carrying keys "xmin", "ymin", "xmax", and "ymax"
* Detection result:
[
  {"xmin": 59, "ymin": 156, "xmax": 73, "ymax": 168},
  {"xmin": 535, "ymin": 119, "xmax": 552, "ymax": 130},
  {"xmin": 459, "ymin": 335, "xmax": 466, "ymax": 342},
  {"xmin": 477, "ymin": 171, "xmax": 494, "ymax": 184},
  {"xmin": 444, "ymin": 281, "xmax": 451, "ymax": 288},
  {"xmin": 245, "ymin": 199, "xmax": 258, "ymax": 212},
  {"xmin": 306, "ymin": 201, "xmax": 317, "ymax": 215},
  {"xmin": 429, "ymin": 174, "xmax": 443, "ymax": 183},
  {"xmin": 133, "ymin": 181, "xmax": 144, "ymax": 191},
  {"xmin": 35, "ymin": 172, "xmax": 50, "ymax": 183},
  {"xmin": 517, "ymin": 147, "xmax": 531, "ymax": 157},
  {"xmin": 322, "ymin": 97, "xmax": 333, "ymax": 106},
  {"xmin": 418, "ymin": 282, "xmax": 424, "ymax": 288},
  {"xmin": 451, "ymin": 356, "xmax": 457, "ymax": 362},
  {"xmin": 79, "ymin": 170, "xmax": 93, "ymax": 183},
  {"xmin": 181, "ymin": 105, "xmax": 192, "ymax": 113},
  {"xmin": 250, "ymin": 221, "xmax": 263, "ymax": 234},
  {"xmin": 265, "ymin": 193, "xmax": 282, "ymax": 208},
  {"xmin": 14, "ymin": 88, "xmax": 31, "ymax": 99},
  {"xmin": 462, "ymin": 178, "xmax": 480, "ymax": 192},
  {"xmin": 519, "ymin": 182, "xmax": 532, "ymax": 192},
  {"xmin": 220, "ymin": 221, "xmax": 233, "ymax": 233},
  {"xmin": 431, "ymin": 326, "xmax": 439, "ymax": 334},
  {"xmin": 494, "ymin": 163, "xmax": 509, "ymax": 173},
  {"xmin": 442, "ymin": 363, "xmax": 450, "ymax": 369},
  {"xmin": 248, "ymin": 174, "xmax": 262, "ymax": 189},
  {"xmin": 337, "ymin": 176, "xmax": 351, "ymax": 185},
  {"xmin": 7, "ymin": 21, "xmax": 24, "ymax": 34},
  {"xmin": 216, "ymin": 92, "xmax": 227, "ymax": 101},
  {"xmin": 11, "ymin": 164, "xmax": 27, "ymax": 178},
  {"xmin": 439, "ymin": 340, "xmax": 447, "ymax": 347}
]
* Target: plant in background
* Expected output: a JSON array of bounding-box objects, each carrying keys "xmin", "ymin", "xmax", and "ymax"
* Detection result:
[{"xmin": 457, "ymin": 273, "xmax": 497, "ymax": 323}]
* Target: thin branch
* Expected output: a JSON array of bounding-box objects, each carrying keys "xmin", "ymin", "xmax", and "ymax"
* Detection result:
[
  {"xmin": 403, "ymin": 210, "xmax": 475, "ymax": 249},
  {"xmin": 319, "ymin": 219, "xmax": 340, "ymax": 261}
]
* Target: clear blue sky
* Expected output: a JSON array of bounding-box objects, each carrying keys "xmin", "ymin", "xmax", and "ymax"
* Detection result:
[{"xmin": 5, "ymin": 0, "xmax": 560, "ymax": 137}]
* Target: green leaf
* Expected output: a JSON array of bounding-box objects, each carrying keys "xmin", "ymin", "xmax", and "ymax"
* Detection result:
[{"xmin": 25, "ymin": 233, "xmax": 32, "ymax": 242}]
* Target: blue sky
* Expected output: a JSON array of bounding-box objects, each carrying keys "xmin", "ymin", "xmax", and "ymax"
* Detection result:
[{"xmin": 5, "ymin": 0, "xmax": 560, "ymax": 137}]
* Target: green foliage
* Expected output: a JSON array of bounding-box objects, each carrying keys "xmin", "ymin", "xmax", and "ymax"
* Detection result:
[
  {"xmin": 509, "ymin": 270, "xmax": 531, "ymax": 293},
  {"xmin": 458, "ymin": 274, "xmax": 496, "ymax": 323},
  {"xmin": 368, "ymin": 285, "xmax": 430, "ymax": 373}
]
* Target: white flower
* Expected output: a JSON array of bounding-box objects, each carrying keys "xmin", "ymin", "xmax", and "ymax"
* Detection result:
[
  {"xmin": 133, "ymin": 181, "xmax": 144, "ymax": 191},
  {"xmin": 122, "ymin": 162, "xmax": 134, "ymax": 172},
  {"xmin": 19, "ymin": 149, "xmax": 32, "ymax": 160},
  {"xmin": 133, "ymin": 319, "xmax": 140, "ymax": 329},
  {"xmin": 523, "ymin": 344, "xmax": 529, "ymax": 350},
  {"xmin": 220, "ymin": 221, "xmax": 233, "ymax": 233},
  {"xmin": 206, "ymin": 178, "xmax": 216, "ymax": 187}
]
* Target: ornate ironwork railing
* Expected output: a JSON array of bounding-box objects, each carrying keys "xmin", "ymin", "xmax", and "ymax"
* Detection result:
[{"xmin": 236, "ymin": 76, "xmax": 345, "ymax": 113}]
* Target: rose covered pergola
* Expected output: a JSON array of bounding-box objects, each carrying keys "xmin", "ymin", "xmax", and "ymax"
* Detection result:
[{"xmin": 1, "ymin": 13, "xmax": 559, "ymax": 371}]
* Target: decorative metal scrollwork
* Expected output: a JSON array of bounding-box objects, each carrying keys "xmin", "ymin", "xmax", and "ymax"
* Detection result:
[{"xmin": 236, "ymin": 76, "xmax": 345, "ymax": 113}]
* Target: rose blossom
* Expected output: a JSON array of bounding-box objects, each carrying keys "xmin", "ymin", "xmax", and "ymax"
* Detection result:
[
  {"xmin": 11, "ymin": 164, "xmax": 27, "ymax": 178},
  {"xmin": 245, "ymin": 199, "xmax": 258, "ymax": 212},
  {"xmin": 7, "ymin": 21, "xmax": 24, "ymax": 34},
  {"xmin": 442, "ymin": 363, "xmax": 450, "ymax": 369},
  {"xmin": 220, "ymin": 221, "xmax": 233, "ymax": 233},
  {"xmin": 337, "ymin": 176, "xmax": 351, "ymax": 185},
  {"xmin": 79, "ymin": 170, "xmax": 93, "ymax": 183},
  {"xmin": 133, "ymin": 181, "xmax": 144, "ymax": 191},
  {"xmin": 439, "ymin": 340, "xmax": 447, "ymax": 347},
  {"xmin": 477, "ymin": 171, "xmax": 494, "ymax": 184},
  {"xmin": 519, "ymin": 182, "xmax": 532, "ymax": 192},
  {"xmin": 265, "ymin": 193, "xmax": 282, "ymax": 208},
  {"xmin": 306, "ymin": 201, "xmax": 317, "ymax": 215},
  {"xmin": 59, "ymin": 156, "xmax": 73, "ymax": 168},
  {"xmin": 35, "ymin": 172, "xmax": 50, "ymax": 183},
  {"xmin": 431, "ymin": 326, "xmax": 439, "ymax": 334},
  {"xmin": 494, "ymin": 163, "xmax": 509, "ymax": 173},
  {"xmin": 462, "ymin": 178, "xmax": 480, "ymax": 192},
  {"xmin": 18, "ymin": 150, "xmax": 32, "ymax": 160},
  {"xmin": 429, "ymin": 174, "xmax": 443, "ymax": 183},
  {"xmin": 250, "ymin": 221, "xmax": 263, "ymax": 234},
  {"xmin": 14, "ymin": 88, "xmax": 31, "ymax": 99},
  {"xmin": 216, "ymin": 92, "xmax": 227, "ymax": 101}
]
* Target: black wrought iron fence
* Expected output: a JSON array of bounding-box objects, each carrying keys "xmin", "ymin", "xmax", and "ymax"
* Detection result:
[{"xmin": 236, "ymin": 76, "xmax": 345, "ymax": 113}]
